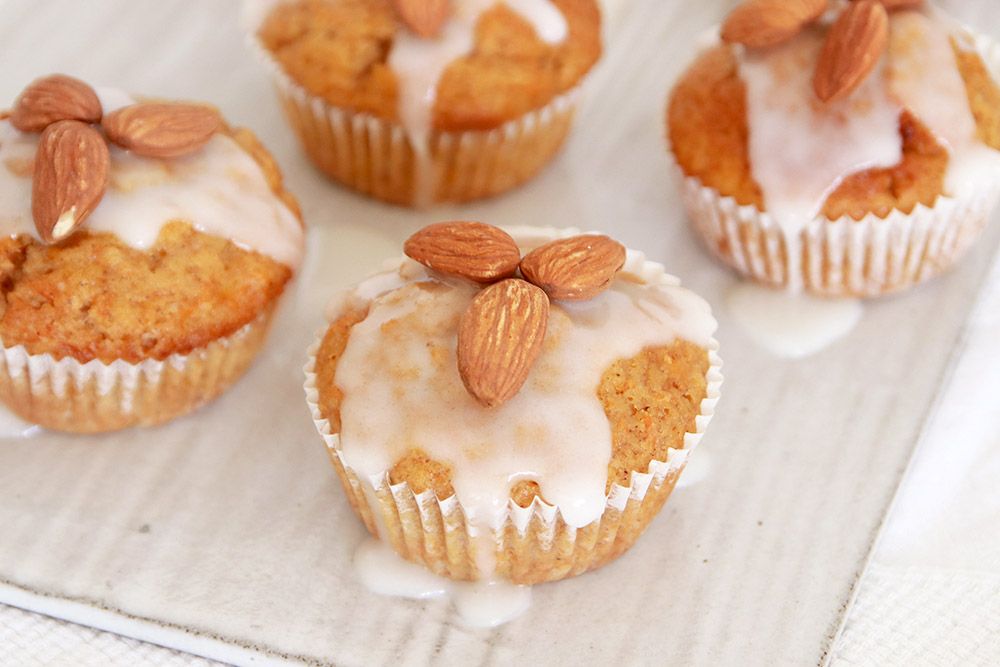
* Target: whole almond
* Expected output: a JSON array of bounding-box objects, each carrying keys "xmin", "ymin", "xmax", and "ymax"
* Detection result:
[
  {"xmin": 457, "ymin": 279, "xmax": 549, "ymax": 408},
  {"xmin": 520, "ymin": 235, "xmax": 627, "ymax": 301},
  {"xmin": 861, "ymin": 0, "xmax": 922, "ymax": 9},
  {"xmin": 391, "ymin": 0, "xmax": 451, "ymax": 38},
  {"xmin": 720, "ymin": 0, "xmax": 828, "ymax": 48},
  {"xmin": 814, "ymin": 0, "xmax": 889, "ymax": 103},
  {"xmin": 404, "ymin": 221, "xmax": 521, "ymax": 283},
  {"xmin": 10, "ymin": 74, "xmax": 103, "ymax": 133},
  {"xmin": 32, "ymin": 120, "xmax": 109, "ymax": 243},
  {"xmin": 102, "ymin": 103, "xmax": 221, "ymax": 158}
]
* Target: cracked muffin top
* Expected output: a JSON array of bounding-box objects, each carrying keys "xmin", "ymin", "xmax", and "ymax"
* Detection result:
[
  {"xmin": 668, "ymin": 4, "xmax": 1000, "ymax": 222},
  {"xmin": 255, "ymin": 0, "xmax": 602, "ymax": 131},
  {"xmin": 0, "ymin": 80, "xmax": 303, "ymax": 363}
]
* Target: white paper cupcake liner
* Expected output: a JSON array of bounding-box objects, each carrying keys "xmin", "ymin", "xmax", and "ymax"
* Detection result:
[
  {"xmin": 242, "ymin": 0, "xmax": 583, "ymax": 207},
  {"xmin": 0, "ymin": 310, "xmax": 274, "ymax": 433},
  {"xmin": 676, "ymin": 31, "xmax": 1000, "ymax": 297},
  {"xmin": 680, "ymin": 172, "xmax": 1000, "ymax": 296},
  {"xmin": 304, "ymin": 226, "xmax": 723, "ymax": 584}
]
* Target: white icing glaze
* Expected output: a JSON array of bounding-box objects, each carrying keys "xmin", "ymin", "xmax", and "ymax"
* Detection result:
[
  {"xmin": 0, "ymin": 88, "xmax": 304, "ymax": 268},
  {"xmin": 888, "ymin": 10, "xmax": 1000, "ymax": 200},
  {"xmin": 452, "ymin": 578, "xmax": 532, "ymax": 628},
  {"xmin": 331, "ymin": 252, "xmax": 716, "ymax": 532},
  {"xmin": 0, "ymin": 404, "xmax": 41, "ymax": 439},
  {"xmin": 740, "ymin": 27, "xmax": 901, "ymax": 290},
  {"xmin": 388, "ymin": 0, "xmax": 568, "ymax": 206},
  {"xmin": 354, "ymin": 537, "xmax": 531, "ymax": 628},
  {"xmin": 735, "ymin": 7, "xmax": 1000, "ymax": 291},
  {"xmin": 675, "ymin": 448, "xmax": 711, "ymax": 489},
  {"xmin": 725, "ymin": 282, "xmax": 862, "ymax": 359},
  {"xmin": 354, "ymin": 538, "xmax": 450, "ymax": 600}
]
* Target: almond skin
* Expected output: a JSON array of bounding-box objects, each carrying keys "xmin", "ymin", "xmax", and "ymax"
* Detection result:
[
  {"xmin": 102, "ymin": 102, "xmax": 222, "ymax": 158},
  {"xmin": 404, "ymin": 221, "xmax": 521, "ymax": 283},
  {"xmin": 391, "ymin": 0, "xmax": 451, "ymax": 38},
  {"xmin": 814, "ymin": 0, "xmax": 889, "ymax": 103},
  {"xmin": 520, "ymin": 235, "xmax": 627, "ymax": 301},
  {"xmin": 32, "ymin": 120, "xmax": 110, "ymax": 243},
  {"xmin": 864, "ymin": 0, "xmax": 922, "ymax": 9},
  {"xmin": 10, "ymin": 74, "xmax": 103, "ymax": 133},
  {"xmin": 457, "ymin": 279, "xmax": 549, "ymax": 408},
  {"xmin": 720, "ymin": 0, "xmax": 828, "ymax": 48}
]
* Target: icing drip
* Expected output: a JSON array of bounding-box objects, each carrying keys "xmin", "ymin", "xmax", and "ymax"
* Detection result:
[
  {"xmin": 740, "ymin": 27, "xmax": 902, "ymax": 290},
  {"xmin": 725, "ymin": 283, "xmax": 862, "ymax": 359},
  {"xmin": 354, "ymin": 537, "xmax": 532, "ymax": 628},
  {"xmin": 332, "ymin": 257, "xmax": 716, "ymax": 536},
  {"xmin": 388, "ymin": 0, "xmax": 568, "ymax": 206},
  {"xmin": 0, "ymin": 88, "xmax": 304, "ymax": 268},
  {"xmin": 0, "ymin": 404, "xmax": 41, "ymax": 438},
  {"xmin": 736, "ymin": 8, "xmax": 1000, "ymax": 291},
  {"xmin": 887, "ymin": 10, "xmax": 1000, "ymax": 199}
]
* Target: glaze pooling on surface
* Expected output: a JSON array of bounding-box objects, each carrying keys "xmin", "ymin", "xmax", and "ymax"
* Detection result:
[
  {"xmin": 354, "ymin": 538, "xmax": 532, "ymax": 627},
  {"xmin": 0, "ymin": 88, "xmax": 303, "ymax": 268},
  {"xmin": 388, "ymin": 0, "xmax": 568, "ymax": 205},
  {"xmin": 725, "ymin": 283, "xmax": 863, "ymax": 358},
  {"xmin": 734, "ymin": 8, "xmax": 1000, "ymax": 291},
  {"xmin": 740, "ymin": 27, "xmax": 901, "ymax": 280},
  {"xmin": 331, "ymin": 245, "xmax": 716, "ymax": 533}
]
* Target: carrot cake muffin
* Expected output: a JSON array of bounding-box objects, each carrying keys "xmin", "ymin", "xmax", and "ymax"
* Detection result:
[
  {"xmin": 668, "ymin": 0, "xmax": 1000, "ymax": 296},
  {"xmin": 305, "ymin": 222, "xmax": 722, "ymax": 585},
  {"xmin": 0, "ymin": 74, "xmax": 304, "ymax": 433},
  {"xmin": 247, "ymin": 0, "xmax": 601, "ymax": 206}
]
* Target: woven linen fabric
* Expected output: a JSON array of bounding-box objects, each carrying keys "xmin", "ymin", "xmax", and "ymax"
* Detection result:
[
  {"xmin": 0, "ymin": 604, "xmax": 220, "ymax": 666},
  {"xmin": 831, "ymin": 254, "xmax": 1000, "ymax": 667}
]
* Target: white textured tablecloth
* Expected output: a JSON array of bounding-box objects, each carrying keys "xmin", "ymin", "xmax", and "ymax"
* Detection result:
[
  {"xmin": 2, "ymin": 0, "xmax": 1000, "ymax": 665},
  {"xmin": 829, "ymin": 254, "xmax": 1000, "ymax": 667}
]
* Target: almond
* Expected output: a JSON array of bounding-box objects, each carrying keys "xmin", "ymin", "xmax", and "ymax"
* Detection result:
[
  {"xmin": 391, "ymin": 0, "xmax": 450, "ymax": 38},
  {"xmin": 32, "ymin": 120, "xmax": 109, "ymax": 243},
  {"xmin": 814, "ymin": 0, "xmax": 889, "ymax": 103},
  {"xmin": 720, "ymin": 0, "xmax": 828, "ymax": 48},
  {"xmin": 102, "ymin": 103, "xmax": 221, "ymax": 158},
  {"xmin": 404, "ymin": 221, "xmax": 521, "ymax": 283},
  {"xmin": 519, "ymin": 235, "xmax": 627, "ymax": 301},
  {"xmin": 457, "ymin": 279, "xmax": 549, "ymax": 408},
  {"xmin": 864, "ymin": 0, "xmax": 922, "ymax": 10},
  {"xmin": 10, "ymin": 74, "xmax": 103, "ymax": 133}
]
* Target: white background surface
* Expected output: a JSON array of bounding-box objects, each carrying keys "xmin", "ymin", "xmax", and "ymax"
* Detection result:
[{"xmin": 0, "ymin": 1, "xmax": 998, "ymax": 665}]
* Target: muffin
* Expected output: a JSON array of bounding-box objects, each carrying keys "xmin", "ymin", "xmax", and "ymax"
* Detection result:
[
  {"xmin": 0, "ymin": 74, "xmax": 304, "ymax": 433},
  {"xmin": 304, "ymin": 222, "xmax": 722, "ymax": 584},
  {"xmin": 668, "ymin": 0, "xmax": 1000, "ymax": 296},
  {"xmin": 246, "ymin": 0, "xmax": 601, "ymax": 207}
]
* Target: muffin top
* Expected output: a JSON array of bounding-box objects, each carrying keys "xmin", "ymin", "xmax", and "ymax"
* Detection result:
[
  {"xmin": 254, "ymin": 0, "xmax": 602, "ymax": 132},
  {"xmin": 312, "ymin": 224, "xmax": 718, "ymax": 530},
  {"xmin": 668, "ymin": 2, "xmax": 1000, "ymax": 225},
  {"xmin": 0, "ymin": 77, "xmax": 304, "ymax": 363}
]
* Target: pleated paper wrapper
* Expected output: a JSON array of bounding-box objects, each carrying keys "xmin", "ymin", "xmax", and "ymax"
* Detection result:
[
  {"xmin": 0, "ymin": 310, "xmax": 275, "ymax": 434},
  {"xmin": 243, "ymin": 0, "xmax": 583, "ymax": 207},
  {"xmin": 304, "ymin": 227, "xmax": 723, "ymax": 585},
  {"xmin": 677, "ymin": 32, "xmax": 1000, "ymax": 297}
]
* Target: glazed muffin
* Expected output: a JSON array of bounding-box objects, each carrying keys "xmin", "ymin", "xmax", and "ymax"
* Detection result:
[
  {"xmin": 668, "ymin": 0, "xmax": 1000, "ymax": 296},
  {"xmin": 305, "ymin": 222, "xmax": 721, "ymax": 585},
  {"xmin": 0, "ymin": 74, "xmax": 304, "ymax": 433},
  {"xmin": 247, "ymin": 0, "xmax": 601, "ymax": 206}
]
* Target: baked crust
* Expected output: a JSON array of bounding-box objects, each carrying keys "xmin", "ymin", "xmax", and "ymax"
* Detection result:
[
  {"xmin": 0, "ymin": 123, "xmax": 301, "ymax": 364},
  {"xmin": 667, "ymin": 41, "xmax": 1000, "ymax": 220},
  {"xmin": 314, "ymin": 299, "xmax": 710, "ymax": 505},
  {"xmin": 257, "ymin": 0, "xmax": 602, "ymax": 131}
]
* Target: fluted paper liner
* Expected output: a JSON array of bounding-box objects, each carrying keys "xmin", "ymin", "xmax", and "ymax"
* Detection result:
[
  {"xmin": 677, "ymin": 33, "xmax": 1000, "ymax": 297},
  {"xmin": 304, "ymin": 227, "xmax": 723, "ymax": 585},
  {"xmin": 243, "ymin": 0, "xmax": 582, "ymax": 207},
  {"xmin": 0, "ymin": 309, "xmax": 275, "ymax": 434}
]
